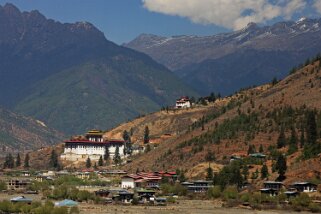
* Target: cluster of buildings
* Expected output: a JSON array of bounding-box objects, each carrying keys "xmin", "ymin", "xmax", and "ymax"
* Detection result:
[{"xmin": 260, "ymin": 181, "xmax": 317, "ymax": 197}]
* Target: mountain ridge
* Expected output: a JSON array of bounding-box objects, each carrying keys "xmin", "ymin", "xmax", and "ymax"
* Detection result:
[
  {"xmin": 125, "ymin": 17, "xmax": 321, "ymax": 95},
  {"xmin": 0, "ymin": 3, "xmax": 198, "ymax": 135}
]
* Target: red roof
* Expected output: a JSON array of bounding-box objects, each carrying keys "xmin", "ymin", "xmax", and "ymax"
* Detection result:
[{"xmin": 65, "ymin": 140, "xmax": 124, "ymax": 144}]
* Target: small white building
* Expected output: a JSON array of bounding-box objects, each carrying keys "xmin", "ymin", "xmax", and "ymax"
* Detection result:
[
  {"xmin": 61, "ymin": 130, "xmax": 125, "ymax": 162},
  {"xmin": 175, "ymin": 97, "xmax": 191, "ymax": 108},
  {"xmin": 121, "ymin": 175, "xmax": 136, "ymax": 189}
]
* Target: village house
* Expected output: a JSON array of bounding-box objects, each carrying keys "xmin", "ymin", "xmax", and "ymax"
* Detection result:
[
  {"xmin": 260, "ymin": 181, "xmax": 284, "ymax": 196},
  {"xmin": 175, "ymin": 96, "xmax": 191, "ymax": 108},
  {"xmin": 61, "ymin": 130, "xmax": 126, "ymax": 162},
  {"xmin": 290, "ymin": 182, "xmax": 317, "ymax": 193},
  {"xmin": 181, "ymin": 180, "xmax": 213, "ymax": 193},
  {"xmin": 121, "ymin": 172, "xmax": 163, "ymax": 189},
  {"xmin": 7, "ymin": 179, "xmax": 31, "ymax": 191}
]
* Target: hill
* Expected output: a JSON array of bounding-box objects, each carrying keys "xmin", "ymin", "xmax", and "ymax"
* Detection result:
[
  {"xmin": 0, "ymin": 3, "xmax": 197, "ymax": 135},
  {"xmin": 107, "ymin": 58, "xmax": 321, "ymax": 183},
  {"xmin": 0, "ymin": 107, "xmax": 64, "ymax": 153},
  {"xmin": 125, "ymin": 19, "xmax": 321, "ymax": 95}
]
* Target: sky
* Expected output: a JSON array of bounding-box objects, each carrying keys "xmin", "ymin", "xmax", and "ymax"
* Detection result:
[{"xmin": 0, "ymin": 0, "xmax": 321, "ymax": 44}]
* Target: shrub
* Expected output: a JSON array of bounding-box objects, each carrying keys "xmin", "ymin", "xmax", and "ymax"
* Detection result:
[
  {"xmin": 309, "ymin": 203, "xmax": 321, "ymax": 213},
  {"xmin": 207, "ymin": 186, "xmax": 221, "ymax": 199},
  {"xmin": 223, "ymin": 186, "xmax": 238, "ymax": 200}
]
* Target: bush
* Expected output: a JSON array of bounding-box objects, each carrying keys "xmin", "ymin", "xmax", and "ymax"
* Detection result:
[
  {"xmin": 0, "ymin": 181, "xmax": 7, "ymax": 191},
  {"xmin": 240, "ymin": 193, "xmax": 251, "ymax": 203},
  {"xmin": 223, "ymin": 186, "xmax": 238, "ymax": 200},
  {"xmin": 309, "ymin": 203, "xmax": 321, "ymax": 213},
  {"xmin": 290, "ymin": 193, "xmax": 311, "ymax": 211},
  {"xmin": 207, "ymin": 186, "xmax": 221, "ymax": 199}
]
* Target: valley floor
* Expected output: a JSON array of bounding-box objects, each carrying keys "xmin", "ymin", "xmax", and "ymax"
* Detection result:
[{"xmin": 78, "ymin": 200, "xmax": 309, "ymax": 214}]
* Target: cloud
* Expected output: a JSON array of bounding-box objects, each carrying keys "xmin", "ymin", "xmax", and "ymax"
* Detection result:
[
  {"xmin": 142, "ymin": 0, "xmax": 308, "ymax": 30},
  {"xmin": 314, "ymin": 0, "xmax": 321, "ymax": 13}
]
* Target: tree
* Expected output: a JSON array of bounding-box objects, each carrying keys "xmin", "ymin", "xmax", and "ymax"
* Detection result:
[
  {"xmin": 242, "ymin": 165, "xmax": 249, "ymax": 180},
  {"xmin": 276, "ymin": 154, "xmax": 287, "ymax": 179},
  {"xmin": 122, "ymin": 130, "xmax": 130, "ymax": 142},
  {"xmin": 300, "ymin": 125, "xmax": 305, "ymax": 148},
  {"xmin": 104, "ymin": 148, "xmax": 110, "ymax": 161},
  {"xmin": 3, "ymin": 153, "xmax": 14, "ymax": 169},
  {"xmin": 24, "ymin": 153, "xmax": 30, "ymax": 168},
  {"xmin": 261, "ymin": 164, "xmax": 269, "ymax": 179},
  {"xmin": 205, "ymin": 150, "xmax": 215, "ymax": 162},
  {"xmin": 49, "ymin": 150, "xmax": 59, "ymax": 169},
  {"xmin": 288, "ymin": 127, "xmax": 298, "ymax": 154},
  {"xmin": 16, "ymin": 153, "xmax": 21, "ymax": 167},
  {"xmin": 277, "ymin": 126, "xmax": 286, "ymax": 148},
  {"xmin": 98, "ymin": 156, "xmax": 103, "ymax": 166},
  {"xmin": 306, "ymin": 111, "xmax": 317, "ymax": 145},
  {"xmin": 247, "ymin": 144, "xmax": 256, "ymax": 155},
  {"xmin": 113, "ymin": 146, "xmax": 121, "ymax": 165},
  {"xmin": 206, "ymin": 166, "xmax": 214, "ymax": 181},
  {"xmin": 271, "ymin": 77, "xmax": 278, "ymax": 86},
  {"xmin": 144, "ymin": 126, "xmax": 150, "ymax": 144},
  {"xmin": 259, "ymin": 144, "xmax": 264, "ymax": 153},
  {"xmin": 86, "ymin": 157, "xmax": 91, "ymax": 168}
]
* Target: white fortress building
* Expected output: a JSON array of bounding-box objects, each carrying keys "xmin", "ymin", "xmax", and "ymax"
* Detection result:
[
  {"xmin": 61, "ymin": 130, "xmax": 125, "ymax": 162},
  {"xmin": 175, "ymin": 96, "xmax": 191, "ymax": 108}
]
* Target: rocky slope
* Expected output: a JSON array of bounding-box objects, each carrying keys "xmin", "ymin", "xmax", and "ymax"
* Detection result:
[
  {"xmin": 125, "ymin": 18, "xmax": 321, "ymax": 95},
  {"xmin": 0, "ymin": 3, "xmax": 197, "ymax": 135}
]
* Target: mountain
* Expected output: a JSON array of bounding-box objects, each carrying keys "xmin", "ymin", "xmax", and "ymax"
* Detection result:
[
  {"xmin": 105, "ymin": 58, "xmax": 321, "ymax": 182},
  {"xmin": 125, "ymin": 18, "xmax": 321, "ymax": 95},
  {"xmin": 0, "ymin": 3, "xmax": 197, "ymax": 134},
  {"xmin": 0, "ymin": 106, "xmax": 64, "ymax": 152}
]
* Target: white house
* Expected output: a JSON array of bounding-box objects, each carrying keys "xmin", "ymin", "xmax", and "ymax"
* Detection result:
[
  {"xmin": 175, "ymin": 97, "xmax": 191, "ymax": 108},
  {"xmin": 121, "ymin": 175, "xmax": 136, "ymax": 189},
  {"xmin": 61, "ymin": 130, "xmax": 125, "ymax": 162}
]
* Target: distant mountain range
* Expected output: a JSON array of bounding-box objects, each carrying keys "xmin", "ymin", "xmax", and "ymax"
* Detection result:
[
  {"xmin": 0, "ymin": 3, "xmax": 197, "ymax": 135},
  {"xmin": 125, "ymin": 18, "xmax": 321, "ymax": 95},
  {"xmin": 0, "ymin": 106, "xmax": 64, "ymax": 152}
]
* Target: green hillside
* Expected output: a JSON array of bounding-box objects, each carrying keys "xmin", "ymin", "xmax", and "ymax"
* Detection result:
[{"xmin": 15, "ymin": 58, "xmax": 197, "ymax": 134}]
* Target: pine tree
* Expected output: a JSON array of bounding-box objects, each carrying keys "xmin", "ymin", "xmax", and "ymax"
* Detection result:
[
  {"xmin": 261, "ymin": 164, "xmax": 269, "ymax": 179},
  {"xmin": 122, "ymin": 130, "xmax": 129, "ymax": 142},
  {"xmin": 288, "ymin": 127, "xmax": 298, "ymax": 154},
  {"xmin": 205, "ymin": 150, "xmax": 215, "ymax": 162},
  {"xmin": 86, "ymin": 157, "xmax": 91, "ymax": 168},
  {"xmin": 49, "ymin": 150, "xmax": 59, "ymax": 169},
  {"xmin": 98, "ymin": 155, "xmax": 103, "ymax": 166},
  {"xmin": 277, "ymin": 126, "xmax": 286, "ymax": 148},
  {"xmin": 113, "ymin": 146, "xmax": 121, "ymax": 165},
  {"xmin": 306, "ymin": 111, "xmax": 317, "ymax": 145},
  {"xmin": 276, "ymin": 154, "xmax": 287, "ymax": 179},
  {"xmin": 24, "ymin": 153, "xmax": 30, "ymax": 168},
  {"xmin": 144, "ymin": 126, "xmax": 150, "ymax": 144},
  {"xmin": 206, "ymin": 166, "xmax": 214, "ymax": 181},
  {"xmin": 259, "ymin": 144, "xmax": 264, "ymax": 153},
  {"xmin": 104, "ymin": 148, "xmax": 110, "ymax": 161},
  {"xmin": 300, "ymin": 125, "xmax": 305, "ymax": 148},
  {"xmin": 242, "ymin": 165, "xmax": 249, "ymax": 180},
  {"xmin": 16, "ymin": 153, "xmax": 21, "ymax": 167},
  {"xmin": 3, "ymin": 153, "xmax": 14, "ymax": 169}
]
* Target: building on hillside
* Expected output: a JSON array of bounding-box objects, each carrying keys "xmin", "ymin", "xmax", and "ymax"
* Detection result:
[
  {"xmin": 175, "ymin": 96, "xmax": 191, "ymax": 108},
  {"xmin": 260, "ymin": 181, "xmax": 284, "ymax": 196},
  {"xmin": 181, "ymin": 180, "xmax": 213, "ymax": 193},
  {"xmin": 60, "ymin": 130, "xmax": 126, "ymax": 162},
  {"xmin": 290, "ymin": 182, "xmax": 317, "ymax": 193}
]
